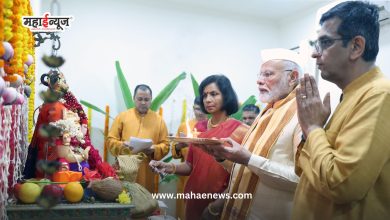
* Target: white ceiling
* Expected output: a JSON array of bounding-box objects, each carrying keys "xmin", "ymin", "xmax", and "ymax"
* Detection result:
[{"xmin": 149, "ymin": 0, "xmax": 331, "ymax": 21}]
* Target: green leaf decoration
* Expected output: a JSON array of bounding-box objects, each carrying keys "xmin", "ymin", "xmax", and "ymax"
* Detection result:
[
  {"xmin": 230, "ymin": 95, "xmax": 257, "ymax": 120},
  {"xmin": 80, "ymin": 100, "xmax": 114, "ymax": 119},
  {"xmin": 115, "ymin": 61, "xmax": 134, "ymax": 109},
  {"xmin": 150, "ymin": 72, "xmax": 187, "ymax": 111},
  {"xmin": 190, "ymin": 73, "xmax": 199, "ymax": 97}
]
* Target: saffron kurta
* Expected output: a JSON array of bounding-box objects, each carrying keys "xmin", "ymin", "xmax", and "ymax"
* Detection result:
[
  {"xmin": 222, "ymin": 89, "xmax": 301, "ymax": 220},
  {"xmin": 172, "ymin": 119, "xmax": 207, "ymax": 220},
  {"xmin": 293, "ymin": 67, "xmax": 390, "ymax": 220},
  {"xmin": 107, "ymin": 108, "xmax": 169, "ymax": 193},
  {"xmin": 184, "ymin": 119, "xmax": 248, "ymax": 220}
]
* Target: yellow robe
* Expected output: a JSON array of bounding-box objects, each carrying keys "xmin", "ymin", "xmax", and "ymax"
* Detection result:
[
  {"xmin": 171, "ymin": 119, "xmax": 198, "ymax": 220},
  {"xmin": 293, "ymin": 67, "xmax": 390, "ymax": 220},
  {"xmin": 107, "ymin": 108, "xmax": 169, "ymax": 193}
]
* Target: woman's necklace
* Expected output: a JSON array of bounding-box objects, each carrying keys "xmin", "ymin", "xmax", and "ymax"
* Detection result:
[{"xmin": 207, "ymin": 116, "xmax": 229, "ymax": 129}]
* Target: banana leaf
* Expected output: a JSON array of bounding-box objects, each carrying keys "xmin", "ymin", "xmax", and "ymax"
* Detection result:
[
  {"xmin": 190, "ymin": 73, "xmax": 199, "ymax": 97},
  {"xmin": 150, "ymin": 72, "xmax": 187, "ymax": 111},
  {"xmin": 230, "ymin": 95, "xmax": 257, "ymax": 120},
  {"xmin": 80, "ymin": 100, "xmax": 114, "ymax": 119},
  {"xmin": 115, "ymin": 61, "xmax": 134, "ymax": 109}
]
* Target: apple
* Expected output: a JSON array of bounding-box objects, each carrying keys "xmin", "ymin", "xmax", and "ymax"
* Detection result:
[
  {"xmin": 37, "ymin": 184, "xmax": 63, "ymax": 209},
  {"xmin": 13, "ymin": 183, "xmax": 22, "ymax": 199}
]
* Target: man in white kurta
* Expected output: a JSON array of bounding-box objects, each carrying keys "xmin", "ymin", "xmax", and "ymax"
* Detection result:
[{"xmin": 203, "ymin": 48, "xmax": 303, "ymax": 220}]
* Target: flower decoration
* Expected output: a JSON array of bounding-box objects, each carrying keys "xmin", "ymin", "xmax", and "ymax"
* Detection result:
[{"xmin": 50, "ymin": 116, "xmax": 85, "ymax": 144}]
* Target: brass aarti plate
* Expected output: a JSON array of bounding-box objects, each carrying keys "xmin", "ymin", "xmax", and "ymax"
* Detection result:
[{"xmin": 167, "ymin": 136, "xmax": 223, "ymax": 145}]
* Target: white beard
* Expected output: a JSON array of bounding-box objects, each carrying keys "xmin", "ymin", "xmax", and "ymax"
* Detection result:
[{"xmin": 259, "ymin": 76, "xmax": 290, "ymax": 104}]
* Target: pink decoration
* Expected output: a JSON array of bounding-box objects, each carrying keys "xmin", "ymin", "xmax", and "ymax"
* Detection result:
[
  {"xmin": 2, "ymin": 42, "xmax": 14, "ymax": 61},
  {"xmin": 0, "ymin": 77, "xmax": 5, "ymax": 97},
  {"xmin": 25, "ymin": 54, "xmax": 34, "ymax": 66},
  {"xmin": 1, "ymin": 88, "xmax": 18, "ymax": 105},
  {"xmin": 13, "ymin": 93, "xmax": 25, "ymax": 105},
  {"xmin": 23, "ymin": 64, "xmax": 28, "ymax": 75}
]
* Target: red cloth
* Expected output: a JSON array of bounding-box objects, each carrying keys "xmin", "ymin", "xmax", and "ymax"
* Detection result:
[
  {"xmin": 184, "ymin": 119, "xmax": 242, "ymax": 220},
  {"xmin": 31, "ymin": 102, "xmax": 66, "ymax": 178}
]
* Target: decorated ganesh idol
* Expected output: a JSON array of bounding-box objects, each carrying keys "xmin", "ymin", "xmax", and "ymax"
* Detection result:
[
  {"xmin": 23, "ymin": 70, "xmax": 116, "ymax": 179},
  {"xmin": 50, "ymin": 109, "xmax": 91, "ymax": 173}
]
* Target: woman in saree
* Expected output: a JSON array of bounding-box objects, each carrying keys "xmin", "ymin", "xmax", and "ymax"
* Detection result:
[{"xmin": 150, "ymin": 74, "xmax": 248, "ymax": 220}]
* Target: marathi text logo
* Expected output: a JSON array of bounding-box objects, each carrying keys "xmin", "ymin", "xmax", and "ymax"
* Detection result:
[{"xmin": 22, "ymin": 12, "xmax": 74, "ymax": 32}]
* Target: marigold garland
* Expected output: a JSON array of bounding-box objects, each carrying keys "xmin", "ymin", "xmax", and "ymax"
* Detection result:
[
  {"xmin": 0, "ymin": 0, "xmax": 4, "ymax": 64},
  {"xmin": 8, "ymin": 0, "xmax": 25, "ymax": 77},
  {"xmin": 25, "ymin": 3, "xmax": 35, "ymax": 141},
  {"xmin": 4, "ymin": 0, "xmax": 13, "ymax": 42}
]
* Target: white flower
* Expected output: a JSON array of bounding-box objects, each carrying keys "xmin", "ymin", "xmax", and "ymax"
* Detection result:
[{"xmin": 50, "ymin": 118, "xmax": 85, "ymax": 143}]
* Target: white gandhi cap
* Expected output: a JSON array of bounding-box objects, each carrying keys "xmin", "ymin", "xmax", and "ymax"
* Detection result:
[{"xmin": 260, "ymin": 48, "xmax": 304, "ymax": 68}]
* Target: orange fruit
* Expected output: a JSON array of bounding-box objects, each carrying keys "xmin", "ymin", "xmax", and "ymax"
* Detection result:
[{"xmin": 63, "ymin": 182, "xmax": 84, "ymax": 203}]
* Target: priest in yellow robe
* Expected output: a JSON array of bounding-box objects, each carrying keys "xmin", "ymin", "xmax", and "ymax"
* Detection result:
[{"xmin": 107, "ymin": 84, "xmax": 169, "ymax": 193}]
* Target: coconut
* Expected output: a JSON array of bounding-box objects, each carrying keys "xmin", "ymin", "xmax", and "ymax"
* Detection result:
[
  {"xmin": 2, "ymin": 87, "xmax": 18, "ymax": 105},
  {"xmin": 91, "ymin": 177, "xmax": 123, "ymax": 201}
]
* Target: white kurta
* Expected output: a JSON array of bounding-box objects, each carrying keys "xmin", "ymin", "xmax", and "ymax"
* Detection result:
[{"xmin": 229, "ymin": 114, "xmax": 301, "ymax": 220}]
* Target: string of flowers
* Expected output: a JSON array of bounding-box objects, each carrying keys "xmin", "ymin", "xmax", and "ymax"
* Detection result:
[
  {"xmin": 0, "ymin": 107, "xmax": 12, "ymax": 220},
  {"xmin": 27, "ymin": 68, "xmax": 35, "ymax": 141},
  {"xmin": 20, "ymin": 0, "xmax": 29, "ymax": 71},
  {"xmin": 0, "ymin": 0, "xmax": 4, "ymax": 63},
  {"xmin": 3, "ymin": 0, "xmax": 13, "ymax": 42},
  {"xmin": 26, "ymin": 4, "xmax": 35, "ymax": 141},
  {"xmin": 1, "ymin": 1, "xmax": 35, "ymax": 219},
  {"xmin": 5, "ymin": 0, "xmax": 24, "ymax": 82}
]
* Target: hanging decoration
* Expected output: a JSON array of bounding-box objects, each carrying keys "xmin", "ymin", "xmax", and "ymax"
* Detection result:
[{"xmin": 1, "ymin": 0, "xmax": 35, "ymax": 219}]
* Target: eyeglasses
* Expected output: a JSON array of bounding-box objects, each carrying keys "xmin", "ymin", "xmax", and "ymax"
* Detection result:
[
  {"xmin": 257, "ymin": 69, "xmax": 293, "ymax": 80},
  {"xmin": 312, "ymin": 37, "xmax": 350, "ymax": 54}
]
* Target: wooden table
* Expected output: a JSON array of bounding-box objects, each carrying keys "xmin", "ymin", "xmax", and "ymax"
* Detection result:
[{"xmin": 6, "ymin": 202, "xmax": 135, "ymax": 220}]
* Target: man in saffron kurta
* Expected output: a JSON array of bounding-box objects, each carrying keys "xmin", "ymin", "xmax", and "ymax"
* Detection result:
[
  {"xmin": 293, "ymin": 2, "xmax": 390, "ymax": 219},
  {"xmin": 172, "ymin": 97, "xmax": 207, "ymax": 220},
  {"xmin": 107, "ymin": 84, "xmax": 169, "ymax": 193},
  {"xmin": 206, "ymin": 49, "xmax": 304, "ymax": 219}
]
